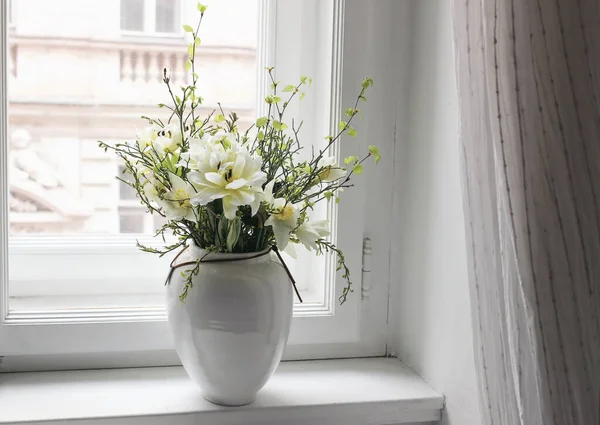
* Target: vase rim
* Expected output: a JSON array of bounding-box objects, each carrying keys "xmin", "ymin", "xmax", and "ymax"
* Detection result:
[{"xmin": 187, "ymin": 244, "xmax": 273, "ymax": 263}]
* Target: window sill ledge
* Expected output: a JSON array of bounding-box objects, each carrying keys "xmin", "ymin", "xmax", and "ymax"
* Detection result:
[{"xmin": 0, "ymin": 358, "xmax": 443, "ymax": 425}]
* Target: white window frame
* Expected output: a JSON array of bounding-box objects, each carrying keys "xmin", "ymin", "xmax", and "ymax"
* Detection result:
[
  {"xmin": 120, "ymin": 0, "xmax": 182, "ymax": 37},
  {"xmin": 0, "ymin": 0, "xmax": 393, "ymax": 371}
]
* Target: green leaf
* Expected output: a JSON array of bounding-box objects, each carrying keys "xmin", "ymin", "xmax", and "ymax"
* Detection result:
[
  {"xmin": 344, "ymin": 156, "xmax": 358, "ymax": 165},
  {"xmin": 184, "ymin": 60, "xmax": 192, "ymax": 71},
  {"xmin": 300, "ymin": 76, "xmax": 308, "ymax": 84},
  {"xmin": 300, "ymin": 92, "xmax": 306, "ymax": 100},
  {"xmin": 335, "ymin": 196, "xmax": 340, "ymax": 204},
  {"xmin": 183, "ymin": 24, "xmax": 194, "ymax": 32},
  {"xmin": 214, "ymin": 114, "xmax": 226, "ymax": 123},
  {"xmin": 265, "ymin": 96, "xmax": 273, "ymax": 104},
  {"xmin": 338, "ymin": 121, "xmax": 347, "ymax": 131},
  {"xmin": 347, "ymin": 127, "xmax": 358, "ymax": 137},
  {"xmin": 324, "ymin": 192, "xmax": 333, "ymax": 201},
  {"xmin": 282, "ymin": 85, "xmax": 296, "ymax": 92},
  {"xmin": 361, "ymin": 77, "xmax": 374, "ymax": 89},
  {"xmin": 197, "ymin": 2, "xmax": 207, "ymax": 12},
  {"xmin": 353, "ymin": 164, "xmax": 364, "ymax": 175},
  {"xmin": 257, "ymin": 131, "xmax": 265, "ymax": 141},
  {"xmin": 227, "ymin": 218, "xmax": 241, "ymax": 252},
  {"xmin": 345, "ymin": 107, "xmax": 358, "ymax": 116},
  {"xmin": 359, "ymin": 95, "xmax": 367, "ymax": 102},
  {"xmin": 187, "ymin": 43, "xmax": 195, "ymax": 56},
  {"xmin": 368, "ymin": 145, "xmax": 381, "ymax": 163},
  {"xmin": 273, "ymin": 96, "xmax": 282, "ymax": 103},
  {"xmin": 256, "ymin": 116, "xmax": 268, "ymax": 128},
  {"xmin": 273, "ymin": 121, "xmax": 288, "ymax": 131},
  {"xmin": 195, "ymin": 37, "xmax": 201, "ymax": 46}
]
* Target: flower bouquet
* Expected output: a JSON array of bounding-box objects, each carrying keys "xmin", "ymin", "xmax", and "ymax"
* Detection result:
[{"xmin": 99, "ymin": 4, "xmax": 378, "ymax": 405}]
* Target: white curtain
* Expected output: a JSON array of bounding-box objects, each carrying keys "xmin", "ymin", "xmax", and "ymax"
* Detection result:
[{"xmin": 452, "ymin": 0, "xmax": 600, "ymax": 424}]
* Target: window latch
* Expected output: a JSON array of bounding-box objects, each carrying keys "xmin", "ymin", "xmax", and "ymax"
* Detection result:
[{"xmin": 361, "ymin": 237, "xmax": 372, "ymax": 300}]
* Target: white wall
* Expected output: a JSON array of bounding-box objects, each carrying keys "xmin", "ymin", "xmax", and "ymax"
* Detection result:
[{"xmin": 388, "ymin": 1, "xmax": 482, "ymax": 424}]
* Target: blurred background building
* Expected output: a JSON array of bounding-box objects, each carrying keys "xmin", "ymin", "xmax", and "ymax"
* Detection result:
[{"xmin": 7, "ymin": 0, "xmax": 257, "ymax": 234}]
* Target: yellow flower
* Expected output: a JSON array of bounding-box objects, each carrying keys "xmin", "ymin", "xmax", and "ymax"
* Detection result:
[
  {"xmin": 160, "ymin": 173, "xmax": 196, "ymax": 221},
  {"xmin": 314, "ymin": 156, "xmax": 346, "ymax": 184},
  {"xmin": 263, "ymin": 180, "xmax": 299, "ymax": 250}
]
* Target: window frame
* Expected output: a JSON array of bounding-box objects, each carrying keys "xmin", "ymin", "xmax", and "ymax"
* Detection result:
[{"xmin": 0, "ymin": 0, "xmax": 393, "ymax": 371}]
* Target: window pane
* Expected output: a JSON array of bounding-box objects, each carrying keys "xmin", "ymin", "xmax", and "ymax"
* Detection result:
[
  {"xmin": 119, "ymin": 214, "xmax": 144, "ymax": 233},
  {"xmin": 155, "ymin": 0, "xmax": 178, "ymax": 33},
  {"xmin": 7, "ymin": 0, "xmax": 259, "ymax": 311},
  {"xmin": 120, "ymin": 0, "xmax": 145, "ymax": 32},
  {"xmin": 118, "ymin": 166, "xmax": 138, "ymax": 200},
  {"xmin": 8, "ymin": 0, "xmax": 257, "ymax": 236}
]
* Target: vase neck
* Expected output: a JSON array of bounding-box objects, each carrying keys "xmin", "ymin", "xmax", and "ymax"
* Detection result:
[{"xmin": 188, "ymin": 245, "xmax": 272, "ymax": 264}]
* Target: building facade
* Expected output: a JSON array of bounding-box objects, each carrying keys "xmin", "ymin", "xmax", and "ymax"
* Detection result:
[{"xmin": 7, "ymin": 0, "xmax": 257, "ymax": 234}]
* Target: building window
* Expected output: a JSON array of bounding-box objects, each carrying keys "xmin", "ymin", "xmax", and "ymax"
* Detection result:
[
  {"xmin": 120, "ymin": 0, "xmax": 145, "ymax": 32},
  {"xmin": 118, "ymin": 165, "xmax": 164, "ymax": 233},
  {"xmin": 121, "ymin": 0, "xmax": 180, "ymax": 34}
]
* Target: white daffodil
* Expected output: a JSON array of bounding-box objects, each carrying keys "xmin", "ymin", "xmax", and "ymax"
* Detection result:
[
  {"xmin": 152, "ymin": 124, "xmax": 186, "ymax": 157},
  {"xmin": 142, "ymin": 175, "xmax": 164, "ymax": 205},
  {"xmin": 186, "ymin": 133, "xmax": 267, "ymax": 219},
  {"xmin": 136, "ymin": 124, "xmax": 159, "ymax": 151},
  {"xmin": 295, "ymin": 219, "xmax": 330, "ymax": 251},
  {"xmin": 314, "ymin": 156, "xmax": 346, "ymax": 183},
  {"xmin": 160, "ymin": 173, "xmax": 196, "ymax": 221},
  {"xmin": 263, "ymin": 180, "xmax": 300, "ymax": 250}
]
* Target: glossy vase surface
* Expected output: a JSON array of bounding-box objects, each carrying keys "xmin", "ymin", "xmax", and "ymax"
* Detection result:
[{"xmin": 166, "ymin": 247, "xmax": 293, "ymax": 406}]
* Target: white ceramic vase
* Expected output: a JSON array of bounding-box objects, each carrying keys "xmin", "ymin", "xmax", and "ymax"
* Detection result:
[{"xmin": 166, "ymin": 247, "xmax": 293, "ymax": 406}]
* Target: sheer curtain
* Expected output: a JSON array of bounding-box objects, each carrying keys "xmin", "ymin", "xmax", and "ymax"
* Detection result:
[{"xmin": 452, "ymin": 0, "xmax": 600, "ymax": 424}]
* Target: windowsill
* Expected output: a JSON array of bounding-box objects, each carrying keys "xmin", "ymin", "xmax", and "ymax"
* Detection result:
[{"xmin": 0, "ymin": 358, "xmax": 443, "ymax": 425}]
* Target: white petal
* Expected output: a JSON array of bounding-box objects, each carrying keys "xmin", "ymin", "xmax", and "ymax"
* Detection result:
[
  {"xmin": 283, "ymin": 242, "xmax": 297, "ymax": 259},
  {"xmin": 273, "ymin": 224, "xmax": 290, "ymax": 250},
  {"xmin": 232, "ymin": 155, "xmax": 246, "ymax": 179},
  {"xmin": 222, "ymin": 196, "xmax": 238, "ymax": 219},
  {"xmin": 235, "ymin": 189, "xmax": 255, "ymax": 205},
  {"xmin": 247, "ymin": 171, "xmax": 267, "ymax": 186},
  {"xmin": 249, "ymin": 196, "xmax": 261, "ymax": 217},
  {"xmin": 265, "ymin": 217, "xmax": 290, "ymax": 250},
  {"xmin": 204, "ymin": 172, "xmax": 226, "ymax": 187},
  {"xmin": 168, "ymin": 173, "xmax": 187, "ymax": 190},
  {"xmin": 263, "ymin": 180, "xmax": 275, "ymax": 204},
  {"xmin": 225, "ymin": 178, "xmax": 248, "ymax": 190},
  {"xmin": 296, "ymin": 224, "xmax": 320, "ymax": 251}
]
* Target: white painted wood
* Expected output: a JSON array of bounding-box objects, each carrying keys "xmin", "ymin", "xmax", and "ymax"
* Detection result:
[
  {"xmin": 0, "ymin": 358, "xmax": 443, "ymax": 425},
  {"xmin": 388, "ymin": 1, "xmax": 480, "ymax": 424},
  {"xmin": 0, "ymin": 0, "xmax": 10, "ymax": 333}
]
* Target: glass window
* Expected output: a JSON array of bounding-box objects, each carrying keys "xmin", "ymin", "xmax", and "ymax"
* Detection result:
[
  {"xmin": 7, "ymin": 0, "xmax": 258, "ymax": 311},
  {"xmin": 1, "ymin": 1, "xmax": 379, "ymax": 368},
  {"xmin": 120, "ymin": 0, "xmax": 145, "ymax": 32},
  {"xmin": 155, "ymin": 0, "xmax": 178, "ymax": 33}
]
